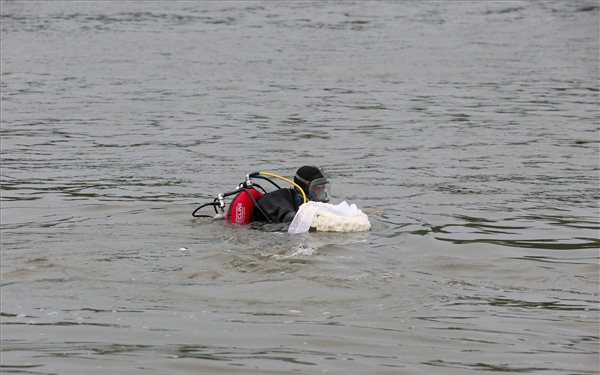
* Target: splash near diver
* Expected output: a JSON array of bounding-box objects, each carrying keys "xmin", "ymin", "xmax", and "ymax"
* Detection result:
[{"xmin": 192, "ymin": 166, "xmax": 370, "ymax": 233}]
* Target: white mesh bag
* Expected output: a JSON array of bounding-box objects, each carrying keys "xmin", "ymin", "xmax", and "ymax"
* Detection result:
[{"xmin": 288, "ymin": 201, "xmax": 371, "ymax": 234}]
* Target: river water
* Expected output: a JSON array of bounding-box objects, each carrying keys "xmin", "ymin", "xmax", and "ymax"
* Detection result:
[{"xmin": 1, "ymin": 1, "xmax": 598, "ymax": 374}]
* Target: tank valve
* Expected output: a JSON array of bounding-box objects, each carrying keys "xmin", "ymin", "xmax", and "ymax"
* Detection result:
[{"xmin": 217, "ymin": 194, "xmax": 225, "ymax": 212}]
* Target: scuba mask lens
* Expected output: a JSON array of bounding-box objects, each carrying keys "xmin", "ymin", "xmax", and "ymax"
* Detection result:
[{"xmin": 308, "ymin": 178, "xmax": 330, "ymax": 203}]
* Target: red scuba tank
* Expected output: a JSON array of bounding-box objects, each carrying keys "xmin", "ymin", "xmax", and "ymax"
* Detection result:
[{"xmin": 225, "ymin": 188, "xmax": 264, "ymax": 224}]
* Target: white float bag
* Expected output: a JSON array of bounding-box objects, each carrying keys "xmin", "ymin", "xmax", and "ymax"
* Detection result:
[{"xmin": 288, "ymin": 201, "xmax": 371, "ymax": 234}]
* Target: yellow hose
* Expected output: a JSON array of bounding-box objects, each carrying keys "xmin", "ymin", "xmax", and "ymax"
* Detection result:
[{"xmin": 258, "ymin": 172, "xmax": 307, "ymax": 204}]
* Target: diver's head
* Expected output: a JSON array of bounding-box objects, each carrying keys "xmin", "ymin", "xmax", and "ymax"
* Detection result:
[{"xmin": 294, "ymin": 166, "xmax": 330, "ymax": 203}]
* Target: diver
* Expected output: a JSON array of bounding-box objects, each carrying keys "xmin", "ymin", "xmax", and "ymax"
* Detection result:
[
  {"xmin": 192, "ymin": 166, "xmax": 369, "ymax": 232},
  {"xmin": 254, "ymin": 166, "xmax": 330, "ymax": 223}
]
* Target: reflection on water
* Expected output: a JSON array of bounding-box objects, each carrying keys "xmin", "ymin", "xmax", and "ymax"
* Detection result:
[{"xmin": 1, "ymin": 1, "xmax": 598, "ymax": 374}]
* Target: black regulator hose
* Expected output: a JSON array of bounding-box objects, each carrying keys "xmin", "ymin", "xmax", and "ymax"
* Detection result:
[
  {"xmin": 252, "ymin": 183, "xmax": 267, "ymax": 194},
  {"xmin": 249, "ymin": 172, "xmax": 282, "ymax": 190},
  {"xmin": 192, "ymin": 190, "xmax": 239, "ymax": 218},
  {"xmin": 239, "ymin": 188, "xmax": 273, "ymax": 223},
  {"xmin": 192, "ymin": 201, "xmax": 220, "ymax": 218}
]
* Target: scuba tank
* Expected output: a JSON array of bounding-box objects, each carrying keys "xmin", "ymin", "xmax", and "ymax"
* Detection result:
[{"xmin": 225, "ymin": 187, "xmax": 264, "ymax": 224}]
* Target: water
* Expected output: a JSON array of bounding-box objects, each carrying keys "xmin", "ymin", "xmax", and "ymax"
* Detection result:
[{"xmin": 1, "ymin": 1, "xmax": 598, "ymax": 374}]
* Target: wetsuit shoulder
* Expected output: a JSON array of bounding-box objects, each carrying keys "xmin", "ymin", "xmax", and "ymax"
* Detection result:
[{"xmin": 255, "ymin": 188, "xmax": 298, "ymax": 223}]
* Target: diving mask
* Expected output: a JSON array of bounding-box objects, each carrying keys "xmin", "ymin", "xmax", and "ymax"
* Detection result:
[{"xmin": 307, "ymin": 177, "xmax": 330, "ymax": 203}]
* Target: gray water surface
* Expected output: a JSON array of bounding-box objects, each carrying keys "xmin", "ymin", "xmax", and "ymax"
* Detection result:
[{"xmin": 1, "ymin": 1, "xmax": 599, "ymax": 374}]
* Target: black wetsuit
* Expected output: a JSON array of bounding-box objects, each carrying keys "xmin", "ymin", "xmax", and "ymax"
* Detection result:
[{"xmin": 254, "ymin": 188, "xmax": 301, "ymax": 223}]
